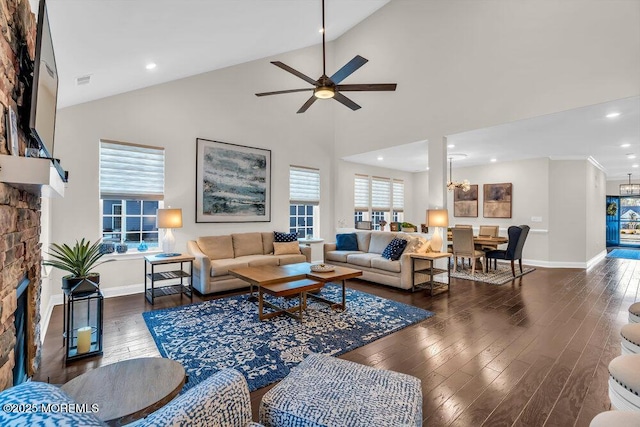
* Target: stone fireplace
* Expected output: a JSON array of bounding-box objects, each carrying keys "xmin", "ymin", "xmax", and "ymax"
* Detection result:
[{"xmin": 0, "ymin": 0, "xmax": 43, "ymax": 390}]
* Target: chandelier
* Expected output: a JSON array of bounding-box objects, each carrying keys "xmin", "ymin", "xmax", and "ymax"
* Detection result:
[
  {"xmin": 620, "ymin": 173, "xmax": 640, "ymax": 195},
  {"xmin": 447, "ymin": 157, "xmax": 470, "ymax": 192}
]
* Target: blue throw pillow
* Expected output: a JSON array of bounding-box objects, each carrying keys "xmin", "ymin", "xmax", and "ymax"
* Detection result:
[
  {"xmin": 274, "ymin": 231, "xmax": 298, "ymax": 242},
  {"xmin": 382, "ymin": 238, "xmax": 408, "ymax": 261},
  {"xmin": 336, "ymin": 233, "xmax": 358, "ymax": 251}
]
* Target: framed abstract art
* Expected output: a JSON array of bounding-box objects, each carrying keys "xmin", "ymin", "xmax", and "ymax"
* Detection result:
[{"xmin": 196, "ymin": 138, "xmax": 271, "ymax": 223}]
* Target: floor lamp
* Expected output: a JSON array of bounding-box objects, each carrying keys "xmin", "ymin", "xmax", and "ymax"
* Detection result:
[
  {"xmin": 427, "ymin": 209, "xmax": 449, "ymax": 253},
  {"xmin": 157, "ymin": 208, "xmax": 183, "ymax": 257}
]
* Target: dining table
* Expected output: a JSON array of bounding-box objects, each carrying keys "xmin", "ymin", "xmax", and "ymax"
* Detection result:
[{"xmin": 447, "ymin": 232, "xmax": 508, "ymax": 249}]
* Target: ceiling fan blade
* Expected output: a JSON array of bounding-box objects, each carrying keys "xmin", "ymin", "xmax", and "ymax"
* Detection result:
[
  {"xmin": 329, "ymin": 55, "xmax": 368, "ymax": 84},
  {"xmin": 255, "ymin": 88, "xmax": 313, "ymax": 97},
  {"xmin": 333, "ymin": 92, "xmax": 361, "ymax": 111},
  {"xmin": 271, "ymin": 61, "xmax": 318, "ymax": 86},
  {"xmin": 297, "ymin": 96, "xmax": 318, "ymax": 114},
  {"xmin": 336, "ymin": 83, "xmax": 397, "ymax": 92}
]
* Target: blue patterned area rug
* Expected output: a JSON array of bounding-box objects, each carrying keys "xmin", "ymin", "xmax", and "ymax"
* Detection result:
[
  {"xmin": 607, "ymin": 249, "xmax": 640, "ymax": 260},
  {"xmin": 142, "ymin": 284, "xmax": 432, "ymax": 393}
]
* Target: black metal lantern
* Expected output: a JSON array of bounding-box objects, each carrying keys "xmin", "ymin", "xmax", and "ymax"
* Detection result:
[{"xmin": 65, "ymin": 287, "xmax": 103, "ymax": 363}]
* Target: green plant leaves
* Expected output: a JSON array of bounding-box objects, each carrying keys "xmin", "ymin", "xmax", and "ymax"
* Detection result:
[{"xmin": 43, "ymin": 238, "xmax": 114, "ymax": 277}]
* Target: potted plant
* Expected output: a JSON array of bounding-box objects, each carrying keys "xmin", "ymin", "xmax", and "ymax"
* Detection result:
[
  {"xmin": 44, "ymin": 239, "xmax": 114, "ymax": 293},
  {"xmin": 401, "ymin": 222, "xmax": 417, "ymax": 232}
]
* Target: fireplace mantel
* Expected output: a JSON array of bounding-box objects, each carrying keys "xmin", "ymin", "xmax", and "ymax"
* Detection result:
[{"xmin": 0, "ymin": 155, "xmax": 65, "ymax": 197}]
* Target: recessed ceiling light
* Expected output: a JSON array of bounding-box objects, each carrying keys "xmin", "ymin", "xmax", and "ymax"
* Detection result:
[
  {"xmin": 628, "ymin": 154, "xmax": 637, "ymax": 159},
  {"xmin": 377, "ymin": 156, "xmax": 383, "ymax": 161},
  {"xmin": 145, "ymin": 63, "xmax": 157, "ymax": 70},
  {"xmin": 606, "ymin": 112, "xmax": 621, "ymax": 118},
  {"xmin": 447, "ymin": 144, "xmax": 455, "ymax": 148},
  {"xmin": 426, "ymin": 167, "xmax": 430, "ymax": 171},
  {"xmin": 622, "ymin": 143, "xmax": 632, "ymax": 148},
  {"xmin": 319, "ymin": 28, "xmax": 324, "ymax": 33},
  {"xmin": 633, "ymin": 164, "xmax": 639, "ymax": 168},
  {"xmin": 490, "ymin": 158, "xmax": 497, "ymax": 162}
]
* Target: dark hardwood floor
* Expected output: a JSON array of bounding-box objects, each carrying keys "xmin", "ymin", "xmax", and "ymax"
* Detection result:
[{"xmin": 35, "ymin": 257, "xmax": 632, "ymax": 426}]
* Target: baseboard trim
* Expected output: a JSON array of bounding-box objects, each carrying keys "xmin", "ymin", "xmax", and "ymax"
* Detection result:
[
  {"xmin": 42, "ymin": 283, "xmax": 145, "ymax": 343},
  {"xmin": 520, "ymin": 251, "xmax": 606, "ymax": 269}
]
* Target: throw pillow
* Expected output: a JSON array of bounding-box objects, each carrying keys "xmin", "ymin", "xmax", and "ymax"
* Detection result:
[
  {"xmin": 403, "ymin": 236, "xmax": 426, "ymax": 253},
  {"xmin": 382, "ymin": 238, "xmax": 408, "ymax": 261},
  {"xmin": 273, "ymin": 241, "xmax": 301, "ymax": 255},
  {"xmin": 274, "ymin": 231, "xmax": 298, "ymax": 242},
  {"xmin": 420, "ymin": 239, "xmax": 433, "ymax": 254},
  {"xmin": 336, "ymin": 233, "xmax": 358, "ymax": 251}
]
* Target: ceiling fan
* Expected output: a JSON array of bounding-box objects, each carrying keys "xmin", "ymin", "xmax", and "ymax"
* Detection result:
[{"xmin": 255, "ymin": 0, "xmax": 397, "ymax": 113}]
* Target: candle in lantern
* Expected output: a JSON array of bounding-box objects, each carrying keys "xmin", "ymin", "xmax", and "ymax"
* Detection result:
[{"xmin": 77, "ymin": 326, "xmax": 92, "ymax": 354}]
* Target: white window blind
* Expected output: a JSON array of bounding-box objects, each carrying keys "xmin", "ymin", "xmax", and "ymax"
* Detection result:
[
  {"xmin": 371, "ymin": 177, "xmax": 391, "ymax": 210},
  {"xmin": 289, "ymin": 166, "xmax": 320, "ymax": 204},
  {"xmin": 393, "ymin": 180, "xmax": 404, "ymax": 211},
  {"xmin": 100, "ymin": 140, "xmax": 165, "ymax": 200},
  {"xmin": 354, "ymin": 175, "xmax": 370, "ymax": 210}
]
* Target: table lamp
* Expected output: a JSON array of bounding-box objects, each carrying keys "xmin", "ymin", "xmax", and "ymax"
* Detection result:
[
  {"xmin": 157, "ymin": 208, "xmax": 182, "ymax": 257},
  {"xmin": 427, "ymin": 209, "xmax": 449, "ymax": 252}
]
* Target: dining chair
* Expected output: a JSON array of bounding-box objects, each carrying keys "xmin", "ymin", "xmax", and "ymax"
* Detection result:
[
  {"xmin": 485, "ymin": 225, "xmax": 530, "ymax": 276},
  {"xmin": 452, "ymin": 227, "xmax": 486, "ymax": 275},
  {"xmin": 478, "ymin": 225, "xmax": 499, "ymax": 237}
]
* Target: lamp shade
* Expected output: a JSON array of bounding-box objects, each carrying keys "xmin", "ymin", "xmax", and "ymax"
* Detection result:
[
  {"xmin": 427, "ymin": 209, "xmax": 449, "ymax": 228},
  {"xmin": 157, "ymin": 208, "xmax": 183, "ymax": 229}
]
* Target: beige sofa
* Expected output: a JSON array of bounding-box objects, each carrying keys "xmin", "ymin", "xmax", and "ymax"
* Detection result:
[
  {"xmin": 323, "ymin": 231, "xmax": 431, "ymax": 290},
  {"xmin": 187, "ymin": 232, "xmax": 311, "ymax": 295}
]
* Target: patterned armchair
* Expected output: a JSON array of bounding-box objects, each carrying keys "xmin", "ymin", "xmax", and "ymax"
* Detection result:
[{"xmin": 0, "ymin": 368, "xmax": 263, "ymax": 427}]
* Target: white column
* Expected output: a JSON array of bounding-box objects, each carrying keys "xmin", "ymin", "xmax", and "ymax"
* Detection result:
[{"xmin": 427, "ymin": 136, "xmax": 448, "ymax": 253}]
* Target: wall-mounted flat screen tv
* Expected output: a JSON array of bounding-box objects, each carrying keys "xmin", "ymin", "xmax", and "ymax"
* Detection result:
[{"xmin": 29, "ymin": 0, "xmax": 58, "ymax": 159}]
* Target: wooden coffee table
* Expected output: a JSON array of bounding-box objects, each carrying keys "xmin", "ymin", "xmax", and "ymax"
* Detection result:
[
  {"xmin": 61, "ymin": 357, "xmax": 185, "ymax": 426},
  {"xmin": 259, "ymin": 279, "xmax": 324, "ymax": 321},
  {"xmin": 229, "ymin": 262, "xmax": 362, "ymax": 315}
]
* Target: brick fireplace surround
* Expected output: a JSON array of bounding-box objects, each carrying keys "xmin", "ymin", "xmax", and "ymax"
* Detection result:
[{"xmin": 0, "ymin": 0, "xmax": 43, "ymax": 389}]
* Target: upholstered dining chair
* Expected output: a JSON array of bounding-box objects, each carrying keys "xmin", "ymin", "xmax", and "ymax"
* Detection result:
[
  {"xmin": 478, "ymin": 225, "xmax": 499, "ymax": 237},
  {"xmin": 452, "ymin": 227, "xmax": 486, "ymax": 275},
  {"xmin": 485, "ymin": 225, "xmax": 530, "ymax": 276}
]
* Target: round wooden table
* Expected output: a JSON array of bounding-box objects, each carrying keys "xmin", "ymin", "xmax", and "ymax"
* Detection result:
[{"xmin": 61, "ymin": 357, "xmax": 186, "ymax": 426}]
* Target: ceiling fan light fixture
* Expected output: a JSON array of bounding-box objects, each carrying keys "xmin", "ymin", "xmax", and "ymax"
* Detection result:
[{"xmin": 314, "ymin": 86, "xmax": 335, "ymax": 99}]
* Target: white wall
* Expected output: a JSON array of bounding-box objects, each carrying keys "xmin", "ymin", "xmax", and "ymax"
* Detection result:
[
  {"xmin": 332, "ymin": 0, "xmax": 640, "ymax": 157},
  {"xmin": 447, "ymin": 158, "xmax": 550, "ymax": 262},
  {"xmin": 51, "ymin": 45, "xmax": 336, "ymax": 296},
  {"xmin": 585, "ymin": 162, "xmax": 607, "ymax": 260},
  {"xmin": 411, "ymin": 171, "xmax": 429, "ymax": 226},
  {"xmin": 549, "ymin": 161, "xmax": 588, "ymax": 264}
]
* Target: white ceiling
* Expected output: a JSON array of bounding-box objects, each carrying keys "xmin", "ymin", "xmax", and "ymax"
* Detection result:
[
  {"xmin": 34, "ymin": 1, "xmax": 639, "ymax": 180},
  {"xmin": 344, "ymin": 96, "xmax": 640, "ymax": 180},
  {"xmin": 38, "ymin": 0, "xmax": 389, "ymax": 108}
]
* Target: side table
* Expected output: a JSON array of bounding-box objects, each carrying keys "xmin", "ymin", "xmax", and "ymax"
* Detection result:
[
  {"xmin": 410, "ymin": 252, "xmax": 452, "ymax": 295},
  {"xmin": 144, "ymin": 254, "xmax": 195, "ymax": 305},
  {"xmin": 61, "ymin": 357, "xmax": 186, "ymax": 426}
]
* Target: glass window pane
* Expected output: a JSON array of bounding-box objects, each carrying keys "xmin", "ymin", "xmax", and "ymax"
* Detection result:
[
  {"xmin": 143, "ymin": 201, "xmax": 159, "ymax": 216},
  {"xmin": 142, "ymin": 217, "xmax": 156, "ymax": 231},
  {"xmin": 289, "ymin": 217, "xmax": 296, "ymax": 227},
  {"xmin": 141, "ymin": 232, "xmax": 159, "ymax": 244},
  {"xmin": 297, "ymin": 217, "xmax": 305, "ymax": 226},
  {"xmin": 306, "ymin": 205, "xmax": 313, "ymax": 215},
  {"xmin": 290, "ymin": 205, "xmax": 296, "ymax": 215},
  {"xmin": 126, "ymin": 217, "xmax": 141, "ymax": 231},
  {"xmin": 125, "ymin": 233, "xmax": 141, "ymax": 243},
  {"xmin": 307, "ymin": 217, "xmax": 313, "ymax": 226},
  {"xmin": 126, "ymin": 200, "xmax": 141, "ymax": 215},
  {"xmin": 297, "ymin": 205, "xmax": 305, "ymax": 215}
]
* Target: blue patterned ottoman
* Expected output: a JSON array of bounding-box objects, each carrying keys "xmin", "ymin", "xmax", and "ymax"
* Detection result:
[{"xmin": 259, "ymin": 353, "xmax": 422, "ymax": 427}]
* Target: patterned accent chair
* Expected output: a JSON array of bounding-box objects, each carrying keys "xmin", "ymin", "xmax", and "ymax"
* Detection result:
[
  {"xmin": 0, "ymin": 368, "xmax": 263, "ymax": 427},
  {"xmin": 260, "ymin": 353, "xmax": 422, "ymax": 427}
]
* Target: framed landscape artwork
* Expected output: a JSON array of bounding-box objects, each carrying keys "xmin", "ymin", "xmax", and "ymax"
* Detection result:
[
  {"xmin": 483, "ymin": 183, "xmax": 512, "ymax": 218},
  {"xmin": 196, "ymin": 138, "xmax": 271, "ymax": 223},
  {"xmin": 454, "ymin": 184, "xmax": 478, "ymax": 217}
]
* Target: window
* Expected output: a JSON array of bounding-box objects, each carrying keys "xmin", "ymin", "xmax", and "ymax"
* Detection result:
[
  {"xmin": 289, "ymin": 166, "xmax": 320, "ymax": 238},
  {"xmin": 100, "ymin": 140, "xmax": 165, "ymax": 248},
  {"xmin": 354, "ymin": 175, "xmax": 404, "ymax": 229}
]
